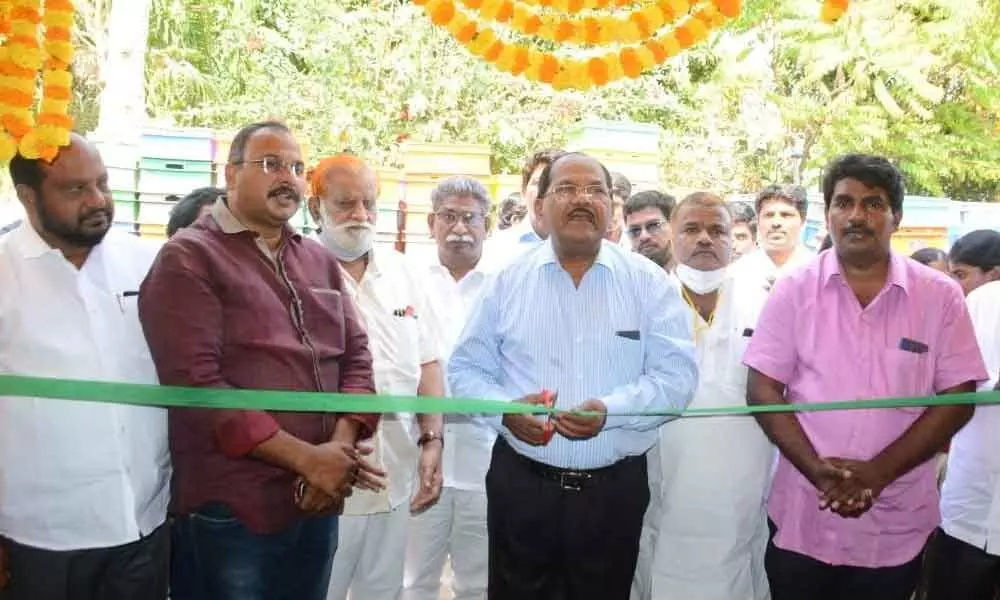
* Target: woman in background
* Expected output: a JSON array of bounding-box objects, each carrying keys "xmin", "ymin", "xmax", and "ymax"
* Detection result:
[
  {"xmin": 911, "ymin": 247, "xmax": 949, "ymax": 274},
  {"xmin": 948, "ymin": 229, "xmax": 1000, "ymax": 296}
]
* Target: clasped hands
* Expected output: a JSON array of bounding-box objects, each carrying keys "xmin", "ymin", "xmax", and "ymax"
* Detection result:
[
  {"xmin": 503, "ymin": 391, "xmax": 608, "ymax": 446},
  {"xmin": 809, "ymin": 457, "xmax": 892, "ymax": 519},
  {"xmin": 293, "ymin": 440, "xmax": 387, "ymax": 515}
]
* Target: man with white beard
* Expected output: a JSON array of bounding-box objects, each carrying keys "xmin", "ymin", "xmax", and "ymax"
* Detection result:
[
  {"xmin": 633, "ymin": 192, "xmax": 773, "ymax": 600},
  {"xmin": 306, "ymin": 155, "xmax": 446, "ymax": 600}
]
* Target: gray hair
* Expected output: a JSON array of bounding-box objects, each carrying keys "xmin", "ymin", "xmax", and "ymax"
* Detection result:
[{"xmin": 430, "ymin": 176, "xmax": 492, "ymax": 214}]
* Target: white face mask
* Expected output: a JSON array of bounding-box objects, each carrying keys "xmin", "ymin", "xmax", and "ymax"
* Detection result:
[
  {"xmin": 675, "ymin": 263, "xmax": 727, "ymax": 294},
  {"xmin": 318, "ymin": 210, "xmax": 374, "ymax": 262}
]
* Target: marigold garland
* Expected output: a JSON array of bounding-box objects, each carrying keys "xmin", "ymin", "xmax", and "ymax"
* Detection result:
[
  {"xmin": 0, "ymin": 0, "xmax": 74, "ymax": 164},
  {"xmin": 422, "ymin": 0, "xmax": 849, "ymax": 89},
  {"xmin": 463, "ymin": 0, "xmax": 696, "ymax": 46}
]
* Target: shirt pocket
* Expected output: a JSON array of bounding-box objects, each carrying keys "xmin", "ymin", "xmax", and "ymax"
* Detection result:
[
  {"xmin": 391, "ymin": 313, "xmax": 422, "ymax": 371},
  {"xmin": 608, "ymin": 329, "xmax": 644, "ymax": 377},
  {"xmin": 303, "ymin": 288, "xmax": 346, "ymax": 357},
  {"xmin": 881, "ymin": 346, "xmax": 932, "ymax": 414},
  {"xmin": 725, "ymin": 325, "xmax": 753, "ymax": 388}
]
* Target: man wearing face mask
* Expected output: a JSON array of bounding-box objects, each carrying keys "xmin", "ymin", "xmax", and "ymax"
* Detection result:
[
  {"xmin": 632, "ymin": 192, "xmax": 774, "ymax": 600},
  {"xmin": 306, "ymin": 154, "xmax": 446, "ymax": 600}
]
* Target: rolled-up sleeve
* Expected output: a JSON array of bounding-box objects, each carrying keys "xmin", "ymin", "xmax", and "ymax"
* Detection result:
[
  {"xmin": 600, "ymin": 271, "xmax": 698, "ymax": 430},
  {"xmin": 139, "ymin": 240, "xmax": 279, "ymax": 458},
  {"xmin": 334, "ymin": 274, "xmax": 379, "ymax": 440}
]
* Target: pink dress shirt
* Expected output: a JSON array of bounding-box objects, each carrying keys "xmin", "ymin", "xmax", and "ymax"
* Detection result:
[{"xmin": 743, "ymin": 249, "xmax": 988, "ymax": 568}]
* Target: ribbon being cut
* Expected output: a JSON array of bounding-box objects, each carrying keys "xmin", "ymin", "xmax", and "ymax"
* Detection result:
[{"xmin": 0, "ymin": 374, "xmax": 997, "ymax": 417}]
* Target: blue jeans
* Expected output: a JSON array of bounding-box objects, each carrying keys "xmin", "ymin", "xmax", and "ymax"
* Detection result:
[{"xmin": 170, "ymin": 503, "xmax": 338, "ymax": 600}]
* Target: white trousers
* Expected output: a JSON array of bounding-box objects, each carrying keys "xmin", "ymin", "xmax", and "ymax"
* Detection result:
[
  {"xmin": 327, "ymin": 503, "xmax": 410, "ymax": 600},
  {"xmin": 402, "ymin": 487, "xmax": 488, "ymax": 600}
]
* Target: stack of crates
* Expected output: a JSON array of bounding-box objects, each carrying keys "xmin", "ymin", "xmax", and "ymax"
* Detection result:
[
  {"xmin": 397, "ymin": 142, "xmax": 492, "ymax": 254},
  {"xmin": 137, "ymin": 128, "xmax": 215, "ymax": 240},
  {"xmin": 91, "ymin": 136, "xmax": 141, "ymax": 235},
  {"xmin": 565, "ymin": 118, "xmax": 663, "ymax": 192}
]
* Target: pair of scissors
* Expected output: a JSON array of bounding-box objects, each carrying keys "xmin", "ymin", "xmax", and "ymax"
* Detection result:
[{"xmin": 541, "ymin": 389, "xmax": 556, "ymax": 445}]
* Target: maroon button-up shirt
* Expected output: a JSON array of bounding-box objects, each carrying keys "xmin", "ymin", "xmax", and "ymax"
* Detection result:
[{"xmin": 138, "ymin": 200, "xmax": 378, "ymax": 534}]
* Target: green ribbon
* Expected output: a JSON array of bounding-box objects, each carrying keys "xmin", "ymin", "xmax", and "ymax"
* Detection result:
[{"xmin": 0, "ymin": 375, "xmax": 998, "ymax": 417}]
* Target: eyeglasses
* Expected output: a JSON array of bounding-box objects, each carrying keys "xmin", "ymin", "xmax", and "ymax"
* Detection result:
[
  {"xmin": 546, "ymin": 184, "xmax": 610, "ymax": 202},
  {"xmin": 627, "ymin": 219, "xmax": 666, "ymax": 238},
  {"xmin": 235, "ymin": 157, "xmax": 307, "ymax": 178},
  {"xmin": 435, "ymin": 210, "xmax": 485, "ymax": 227}
]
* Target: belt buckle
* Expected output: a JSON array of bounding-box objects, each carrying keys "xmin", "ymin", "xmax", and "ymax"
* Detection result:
[{"xmin": 559, "ymin": 471, "xmax": 590, "ymax": 491}]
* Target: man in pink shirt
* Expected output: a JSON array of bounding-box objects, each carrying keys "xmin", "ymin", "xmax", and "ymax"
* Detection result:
[{"xmin": 743, "ymin": 153, "xmax": 988, "ymax": 600}]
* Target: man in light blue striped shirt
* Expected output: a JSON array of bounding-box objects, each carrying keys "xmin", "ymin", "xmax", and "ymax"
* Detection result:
[{"xmin": 448, "ymin": 152, "xmax": 698, "ymax": 600}]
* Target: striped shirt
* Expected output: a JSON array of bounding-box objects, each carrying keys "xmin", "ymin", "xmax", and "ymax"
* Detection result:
[{"xmin": 447, "ymin": 239, "xmax": 698, "ymax": 469}]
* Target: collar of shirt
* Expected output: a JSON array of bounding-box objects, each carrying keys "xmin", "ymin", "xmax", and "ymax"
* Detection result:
[
  {"xmin": 819, "ymin": 248, "xmax": 911, "ymax": 296},
  {"xmin": 7, "ymin": 221, "xmax": 61, "ymax": 260},
  {"xmin": 209, "ymin": 197, "xmax": 302, "ymax": 251},
  {"xmin": 532, "ymin": 238, "xmax": 618, "ymax": 273}
]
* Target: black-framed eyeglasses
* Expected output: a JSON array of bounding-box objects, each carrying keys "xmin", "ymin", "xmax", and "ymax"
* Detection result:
[
  {"xmin": 546, "ymin": 184, "xmax": 610, "ymax": 202},
  {"xmin": 435, "ymin": 210, "xmax": 485, "ymax": 227},
  {"xmin": 234, "ymin": 157, "xmax": 306, "ymax": 178},
  {"xmin": 627, "ymin": 219, "xmax": 666, "ymax": 238}
]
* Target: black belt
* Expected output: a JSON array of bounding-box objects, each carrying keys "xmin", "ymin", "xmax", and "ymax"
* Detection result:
[{"xmin": 498, "ymin": 437, "xmax": 641, "ymax": 492}]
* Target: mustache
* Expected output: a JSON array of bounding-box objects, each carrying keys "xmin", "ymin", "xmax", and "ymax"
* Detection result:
[
  {"xmin": 844, "ymin": 225, "xmax": 874, "ymax": 236},
  {"xmin": 268, "ymin": 185, "xmax": 301, "ymax": 201},
  {"xmin": 446, "ymin": 234, "xmax": 475, "ymax": 243},
  {"xmin": 80, "ymin": 207, "xmax": 111, "ymax": 221}
]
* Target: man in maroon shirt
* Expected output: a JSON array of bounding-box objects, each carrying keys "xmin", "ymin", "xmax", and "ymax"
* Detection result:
[{"xmin": 139, "ymin": 121, "xmax": 381, "ymax": 600}]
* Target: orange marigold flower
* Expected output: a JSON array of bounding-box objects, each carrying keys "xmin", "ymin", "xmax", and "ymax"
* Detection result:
[
  {"xmin": 510, "ymin": 47, "xmax": 530, "ymax": 75},
  {"xmin": 829, "ymin": 0, "xmax": 849, "ymax": 8},
  {"xmin": 582, "ymin": 17, "xmax": 601, "ymax": 44},
  {"xmin": 495, "ymin": 0, "xmax": 513, "ymax": 22},
  {"xmin": 712, "ymin": 0, "xmax": 741, "ymax": 18},
  {"xmin": 553, "ymin": 20, "xmax": 575, "ymax": 42},
  {"xmin": 463, "ymin": 0, "xmax": 483, "ymax": 7},
  {"xmin": 586, "ymin": 57, "xmax": 609, "ymax": 86},
  {"xmin": 45, "ymin": 25, "xmax": 71, "ymax": 42},
  {"xmin": 42, "ymin": 85, "xmax": 71, "ymax": 101},
  {"xmin": 567, "ymin": 0, "xmax": 584, "ymax": 11},
  {"xmin": 38, "ymin": 113, "xmax": 73, "ymax": 129},
  {"xmin": 430, "ymin": 0, "xmax": 456, "ymax": 25},
  {"xmin": 539, "ymin": 54, "xmax": 559, "ymax": 83},
  {"xmin": 483, "ymin": 40, "xmax": 504, "ymax": 63},
  {"xmin": 619, "ymin": 47, "xmax": 642, "ymax": 78},
  {"xmin": 675, "ymin": 23, "xmax": 694, "ymax": 48},
  {"xmin": 455, "ymin": 21, "xmax": 478, "ymax": 42},
  {"xmin": 523, "ymin": 14, "xmax": 541, "ymax": 34},
  {"xmin": 645, "ymin": 39, "xmax": 668, "ymax": 62},
  {"xmin": 44, "ymin": 0, "xmax": 75, "ymax": 11},
  {"xmin": 11, "ymin": 7, "xmax": 41, "ymax": 23},
  {"xmin": 630, "ymin": 12, "xmax": 652, "ymax": 38},
  {"xmin": 3, "ymin": 114, "xmax": 32, "ymax": 138}
]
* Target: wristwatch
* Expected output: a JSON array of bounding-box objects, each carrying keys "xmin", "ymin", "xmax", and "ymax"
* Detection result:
[{"xmin": 417, "ymin": 431, "xmax": 444, "ymax": 448}]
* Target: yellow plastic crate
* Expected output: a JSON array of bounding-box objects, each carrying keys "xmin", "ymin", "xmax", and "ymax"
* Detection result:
[{"xmin": 401, "ymin": 142, "xmax": 492, "ymax": 176}]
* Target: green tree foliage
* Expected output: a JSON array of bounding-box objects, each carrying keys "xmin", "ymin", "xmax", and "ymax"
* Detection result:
[{"xmin": 71, "ymin": 0, "xmax": 1000, "ymax": 200}]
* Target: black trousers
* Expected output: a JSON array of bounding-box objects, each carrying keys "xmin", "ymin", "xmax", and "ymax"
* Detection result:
[
  {"xmin": 0, "ymin": 524, "xmax": 169, "ymax": 600},
  {"xmin": 922, "ymin": 528, "xmax": 1000, "ymax": 600},
  {"xmin": 485, "ymin": 437, "xmax": 648, "ymax": 600},
  {"xmin": 766, "ymin": 520, "xmax": 923, "ymax": 600}
]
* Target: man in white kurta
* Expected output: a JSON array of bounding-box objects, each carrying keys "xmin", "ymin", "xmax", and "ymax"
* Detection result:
[
  {"xmin": 404, "ymin": 176, "xmax": 495, "ymax": 600},
  {"xmin": 306, "ymin": 155, "xmax": 445, "ymax": 600},
  {"xmin": 0, "ymin": 135, "xmax": 170, "ymax": 599},
  {"xmin": 634, "ymin": 192, "xmax": 774, "ymax": 600}
]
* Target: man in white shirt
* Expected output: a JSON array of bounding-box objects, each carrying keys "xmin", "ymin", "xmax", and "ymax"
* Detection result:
[
  {"xmin": 403, "ymin": 176, "xmax": 495, "ymax": 600},
  {"xmin": 925, "ymin": 279, "xmax": 1000, "ymax": 599},
  {"xmin": 633, "ymin": 192, "xmax": 773, "ymax": 600},
  {"xmin": 480, "ymin": 149, "xmax": 561, "ymax": 272},
  {"xmin": 0, "ymin": 134, "xmax": 170, "ymax": 599},
  {"xmin": 731, "ymin": 184, "xmax": 814, "ymax": 290},
  {"xmin": 307, "ymin": 155, "xmax": 445, "ymax": 600}
]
